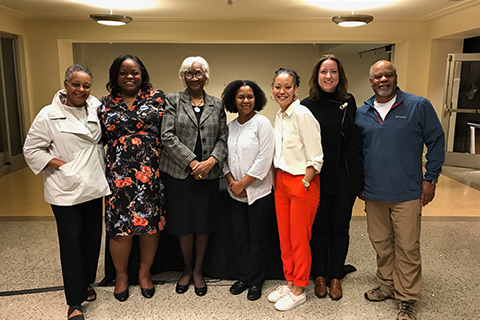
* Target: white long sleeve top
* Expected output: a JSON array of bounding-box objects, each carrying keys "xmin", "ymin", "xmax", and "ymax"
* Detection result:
[
  {"xmin": 274, "ymin": 99, "xmax": 324, "ymax": 175},
  {"xmin": 223, "ymin": 113, "xmax": 275, "ymax": 205}
]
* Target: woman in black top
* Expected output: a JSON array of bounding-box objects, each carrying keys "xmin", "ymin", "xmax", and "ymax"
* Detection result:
[{"xmin": 301, "ymin": 54, "xmax": 363, "ymax": 301}]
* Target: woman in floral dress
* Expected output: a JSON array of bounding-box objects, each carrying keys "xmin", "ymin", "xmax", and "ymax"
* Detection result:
[{"xmin": 98, "ymin": 54, "xmax": 165, "ymax": 301}]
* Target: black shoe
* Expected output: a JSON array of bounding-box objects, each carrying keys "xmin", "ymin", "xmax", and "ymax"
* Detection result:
[
  {"xmin": 141, "ymin": 286, "xmax": 155, "ymax": 299},
  {"xmin": 343, "ymin": 264, "xmax": 357, "ymax": 275},
  {"xmin": 247, "ymin": 285, "xmax": 262, "ymax": 301},
  {"xmin": 175, "ymin": 282, "xmax": 189, "ymax": 294},
  {"xmin": 67, "ymin": 305, "xmax": 84, "ymax": 320},
  {"xmin": 193, "ymin": 273, "xmax": 207, "ymax": 296},
  {"xmin": 176, "ymin": 275, "xmax": 191, "ymax": 294},
  {"xmin": 114, "ymin": 288, "xmax": 129, "ymax": 302},
  {"xmin": 86, "ymin": 286, "xmax": 96, "ymax": 302},
  {"xmin": 195, "ymin": 284, "xmax": 207, "ymax": 296},
  {"xmin": 230, "ymin": 280, "xmax": 248, "ymax": 295}
]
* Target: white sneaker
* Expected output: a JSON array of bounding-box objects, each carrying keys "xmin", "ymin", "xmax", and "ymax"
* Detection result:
[
  {"xmin": 274, "ymin": 292, "xmax": 306, "ymax": 311},
  {"xmin": 267, "ymin": 285, "xmax": 291, "ymax": 303}
]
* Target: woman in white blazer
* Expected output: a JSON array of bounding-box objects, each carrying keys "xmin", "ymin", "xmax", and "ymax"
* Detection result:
[{"xmin": 23, "ymin": 65, "xmax": 110, "ymax": 320}]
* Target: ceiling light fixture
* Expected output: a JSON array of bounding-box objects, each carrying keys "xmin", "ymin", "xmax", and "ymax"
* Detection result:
[
  {"xmin": 332, "ymin": 12, "xmax": 373, "ymax": 27},
  {"xmin": 90, "ymin": 9, "xmax": 132, "ymax": 26}
]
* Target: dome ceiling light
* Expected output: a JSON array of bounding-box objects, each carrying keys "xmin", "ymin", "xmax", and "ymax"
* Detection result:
[
  {"xmin": 90, "ymin": 8, "xmax": 132, "ymax": 26},
  {"xmin": 332, "ymin": 13, "xmax": 374, "ymax": 27}
]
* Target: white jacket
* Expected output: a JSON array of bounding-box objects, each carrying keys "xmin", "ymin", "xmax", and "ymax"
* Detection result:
[{"xmin": 23, "ymin": 90, "xmax": 110, "ymax": 206}]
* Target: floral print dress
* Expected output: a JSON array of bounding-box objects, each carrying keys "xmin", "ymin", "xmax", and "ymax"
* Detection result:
[{"xmin": 98, "ymin": 87, "xmax": 166, "ymax": 237}]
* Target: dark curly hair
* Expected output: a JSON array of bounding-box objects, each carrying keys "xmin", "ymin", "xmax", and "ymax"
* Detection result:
[
  {"xmin": 222, "ymin": 80, "xmax": 267, "ymax": 113},
  {"xmin": 106, "ymin": 54, "xmax": 152, "ymax": 97},
  {"xmin": 308, "ymin": 54, "xmax": 349, "ymax": 101},
  {"xmin": 271, "ymin": 68, "xmax": 300, "ymax": 88}
]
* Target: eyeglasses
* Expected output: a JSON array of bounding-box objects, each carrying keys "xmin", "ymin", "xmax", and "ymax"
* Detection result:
[{"xmin": 185, "ymin": 72, "xmax": 204, "ymax": 80}]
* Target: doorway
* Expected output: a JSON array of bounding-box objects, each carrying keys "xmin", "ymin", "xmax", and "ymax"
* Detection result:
[
  {"xmin": 0, "ymin": 34, "xmax": 24, "ymax": 169},
  {"xmin": 443, "ymin": 53, "xmax": 480, "ymax": 169}
]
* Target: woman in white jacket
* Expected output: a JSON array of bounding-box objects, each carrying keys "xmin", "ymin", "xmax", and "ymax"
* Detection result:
[{"xmin": 23, "ymin": 65, "xmax": 110, "ymax": 320}]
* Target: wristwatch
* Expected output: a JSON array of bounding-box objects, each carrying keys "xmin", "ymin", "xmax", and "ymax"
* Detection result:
[
  {"xmin": 425, "ymin": 179, "xmax": 437, "ymax": 185},
  {"xmin": 302, "ymin": 179, "xmax": 310, "ymax": 191}
]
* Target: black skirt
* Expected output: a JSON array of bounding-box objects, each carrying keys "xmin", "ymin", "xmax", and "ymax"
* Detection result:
[{"xmin": 164, "ymin": 173, "xmax": 219, "ymax": 236}]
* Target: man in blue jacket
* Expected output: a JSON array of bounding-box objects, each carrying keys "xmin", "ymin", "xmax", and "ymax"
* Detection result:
[{"xmin": 356, "ymin": 60, "xmax": 445, "ymax": 320}]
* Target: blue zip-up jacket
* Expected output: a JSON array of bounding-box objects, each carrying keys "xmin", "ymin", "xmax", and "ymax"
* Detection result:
[{"xmin": 355, "ymin": 88, "xmax": 445, "ymax": 202}]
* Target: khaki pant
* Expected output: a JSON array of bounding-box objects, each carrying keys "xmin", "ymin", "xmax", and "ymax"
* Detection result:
[{"xmin": 365, "ymin": 198, "xmax": 422, "ymax": 302}]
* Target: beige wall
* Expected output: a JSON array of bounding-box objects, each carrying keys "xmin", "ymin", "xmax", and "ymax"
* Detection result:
[
  {"xmin": 21, "ymin": 18, "xmax": 431, "ymax": 123},
  {"xmin": 1, "ymin": 2, "xmax": 480, "ymax": 128},
  {"xmin": 74, "ymin": 43, "xmax": 386, "ymax": 124}
]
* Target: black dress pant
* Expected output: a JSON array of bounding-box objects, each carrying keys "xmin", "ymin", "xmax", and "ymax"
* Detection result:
[
  {"xmin": 229, "ymin": 192, "xmax": 274, "ymax": 287},
  {"xmin": 310, "ymin": 191, "xmax": 356, "ymax": 280},
  {"xmin": 51, "ymin": 198, "xmax": 103, "ymax": 306}
]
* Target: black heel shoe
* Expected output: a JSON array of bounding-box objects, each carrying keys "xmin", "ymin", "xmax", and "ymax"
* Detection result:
[
  {"xmin": 114, "ymin": 288, "xmax": 129, "ymax": 302},
  {"xmin": 141, "ymin": 286, "xmax": 155, "ymax": 299},
  {"xmin": 67, "ymin": 305, "xmax": 84, "ymax": 320},
  {"xmin": 175, "ymin": 274, "xmax": 191, "ymax": 294},
  {"xmin": 176, "ymin": 282, "xmax": 189, "ymax": 294},
  {"xmin": 86, "ymin": 286, "xmax": 96, "ymax": 302},
  {"xmin": 194, "ymin": 284, "xmax": 207, "ymax": 296},
  {"xmin": 194, "ymin": 275, "xmax": 207, "ymax": 297}
]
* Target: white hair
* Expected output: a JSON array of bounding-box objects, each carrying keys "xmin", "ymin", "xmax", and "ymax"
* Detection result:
[{"xmin": 178, "ymin": 56, "xmax": 210, "ymax": 88}]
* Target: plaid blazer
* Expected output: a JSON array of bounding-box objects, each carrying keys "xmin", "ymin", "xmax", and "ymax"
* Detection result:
[{"xmin": 160, "ymin": 89, "xmax": 228, "ymax": 180}]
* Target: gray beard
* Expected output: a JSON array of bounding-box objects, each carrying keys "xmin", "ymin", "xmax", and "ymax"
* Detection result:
[{"xmin": 376, "ymin": 86, "xmax": 393, "ymax": 97}]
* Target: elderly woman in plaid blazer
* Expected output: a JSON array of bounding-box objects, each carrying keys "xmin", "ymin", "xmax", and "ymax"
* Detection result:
[{"xmin": 160, "ymin": 56, "xmax": 228, "ymax": 297}]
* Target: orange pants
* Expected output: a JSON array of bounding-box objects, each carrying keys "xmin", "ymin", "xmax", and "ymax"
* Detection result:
[{"xmin": 274, "ymin": 170, "xmax": 320, "ymax": 287}]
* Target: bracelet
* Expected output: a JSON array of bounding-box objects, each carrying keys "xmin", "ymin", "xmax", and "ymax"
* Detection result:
[{"xmin": 302, "ymin": 179, "xmax": 310, "ymax": 191}]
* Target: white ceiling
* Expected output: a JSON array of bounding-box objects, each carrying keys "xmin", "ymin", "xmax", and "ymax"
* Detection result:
[{"xmin": 0, "ymin": 0, "xmax": 477, "ymax": 22}]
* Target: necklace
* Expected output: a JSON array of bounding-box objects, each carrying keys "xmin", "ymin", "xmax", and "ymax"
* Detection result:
[
  {"xmin": 65, "ymin": 105, "xmax": 87, "ymax": 125},
  {"xmin": 191, "ymin": 97, "xmax": 204, "ymax": 113}
]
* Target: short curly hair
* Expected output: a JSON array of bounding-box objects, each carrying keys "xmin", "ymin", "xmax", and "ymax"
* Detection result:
[
  {"xmin": 64, "ymin": 64, "xmax": 93, "ymax": 83},
  {"xmin": 222, "ymin": 80, "xmax": 267, "ymax": 113},
  {"xmin": 178, "ymin": 56, "xmax": 210, "ymax": 88}
]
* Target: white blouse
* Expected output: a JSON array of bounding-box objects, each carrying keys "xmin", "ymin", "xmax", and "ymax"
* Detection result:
[
  {"xmin": 223, "ymin": 113, "xmax": 275, "ymax": 205},
  {"xmin": 274, "ymin": 99, "xmax": 324, "ymax": 175}
]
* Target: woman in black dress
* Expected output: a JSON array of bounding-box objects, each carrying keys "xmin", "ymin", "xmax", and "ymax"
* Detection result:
[
  {"xmin": 301, "ymin": 54, "xmax": 363, "ymax": 301},
  {"xmin": 160, "ymin": 56, "xmax": 227, "ymax": 296},
  {"xmin": 98, "ymin": 54, "xmax": 166, "ymax": 301}
]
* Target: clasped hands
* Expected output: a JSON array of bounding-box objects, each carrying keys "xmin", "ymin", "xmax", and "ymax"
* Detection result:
[
  {"xmin": 190, "ymin": 157, "xmax": 216, "ymax": 180},
  {"xmin": 229, "ymin": 180, "xmax": 247, "ymax": 198}
]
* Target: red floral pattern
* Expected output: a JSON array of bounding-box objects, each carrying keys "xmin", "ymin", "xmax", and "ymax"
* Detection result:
[{"xmin": 98, "ymin": 87, "xmax": 166, "ymax": 236}]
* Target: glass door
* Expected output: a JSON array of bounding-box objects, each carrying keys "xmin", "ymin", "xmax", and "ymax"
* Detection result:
[
  {"xmin": 0, "ymin": 36, "xmax": 24, "ymax": 169},
  {"xmin": 443, "ymin": 53, "xmax": 480, "ymax": 169}
]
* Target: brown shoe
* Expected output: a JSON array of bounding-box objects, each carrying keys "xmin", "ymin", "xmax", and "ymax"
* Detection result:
[
  {"xmin": 397, "ymin": 301, "xmax": 416, "ymax": 320},
  {"xmin": 314, "ymin": 276, "xmax": 327, "ymax": 298},
  {"xmin": 329, "ymin": 279, "xmax": 342, "ymax": 300},
  {"xmin": 364, "ymin": 286, "xmax": 394, "ymax": 302}
]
